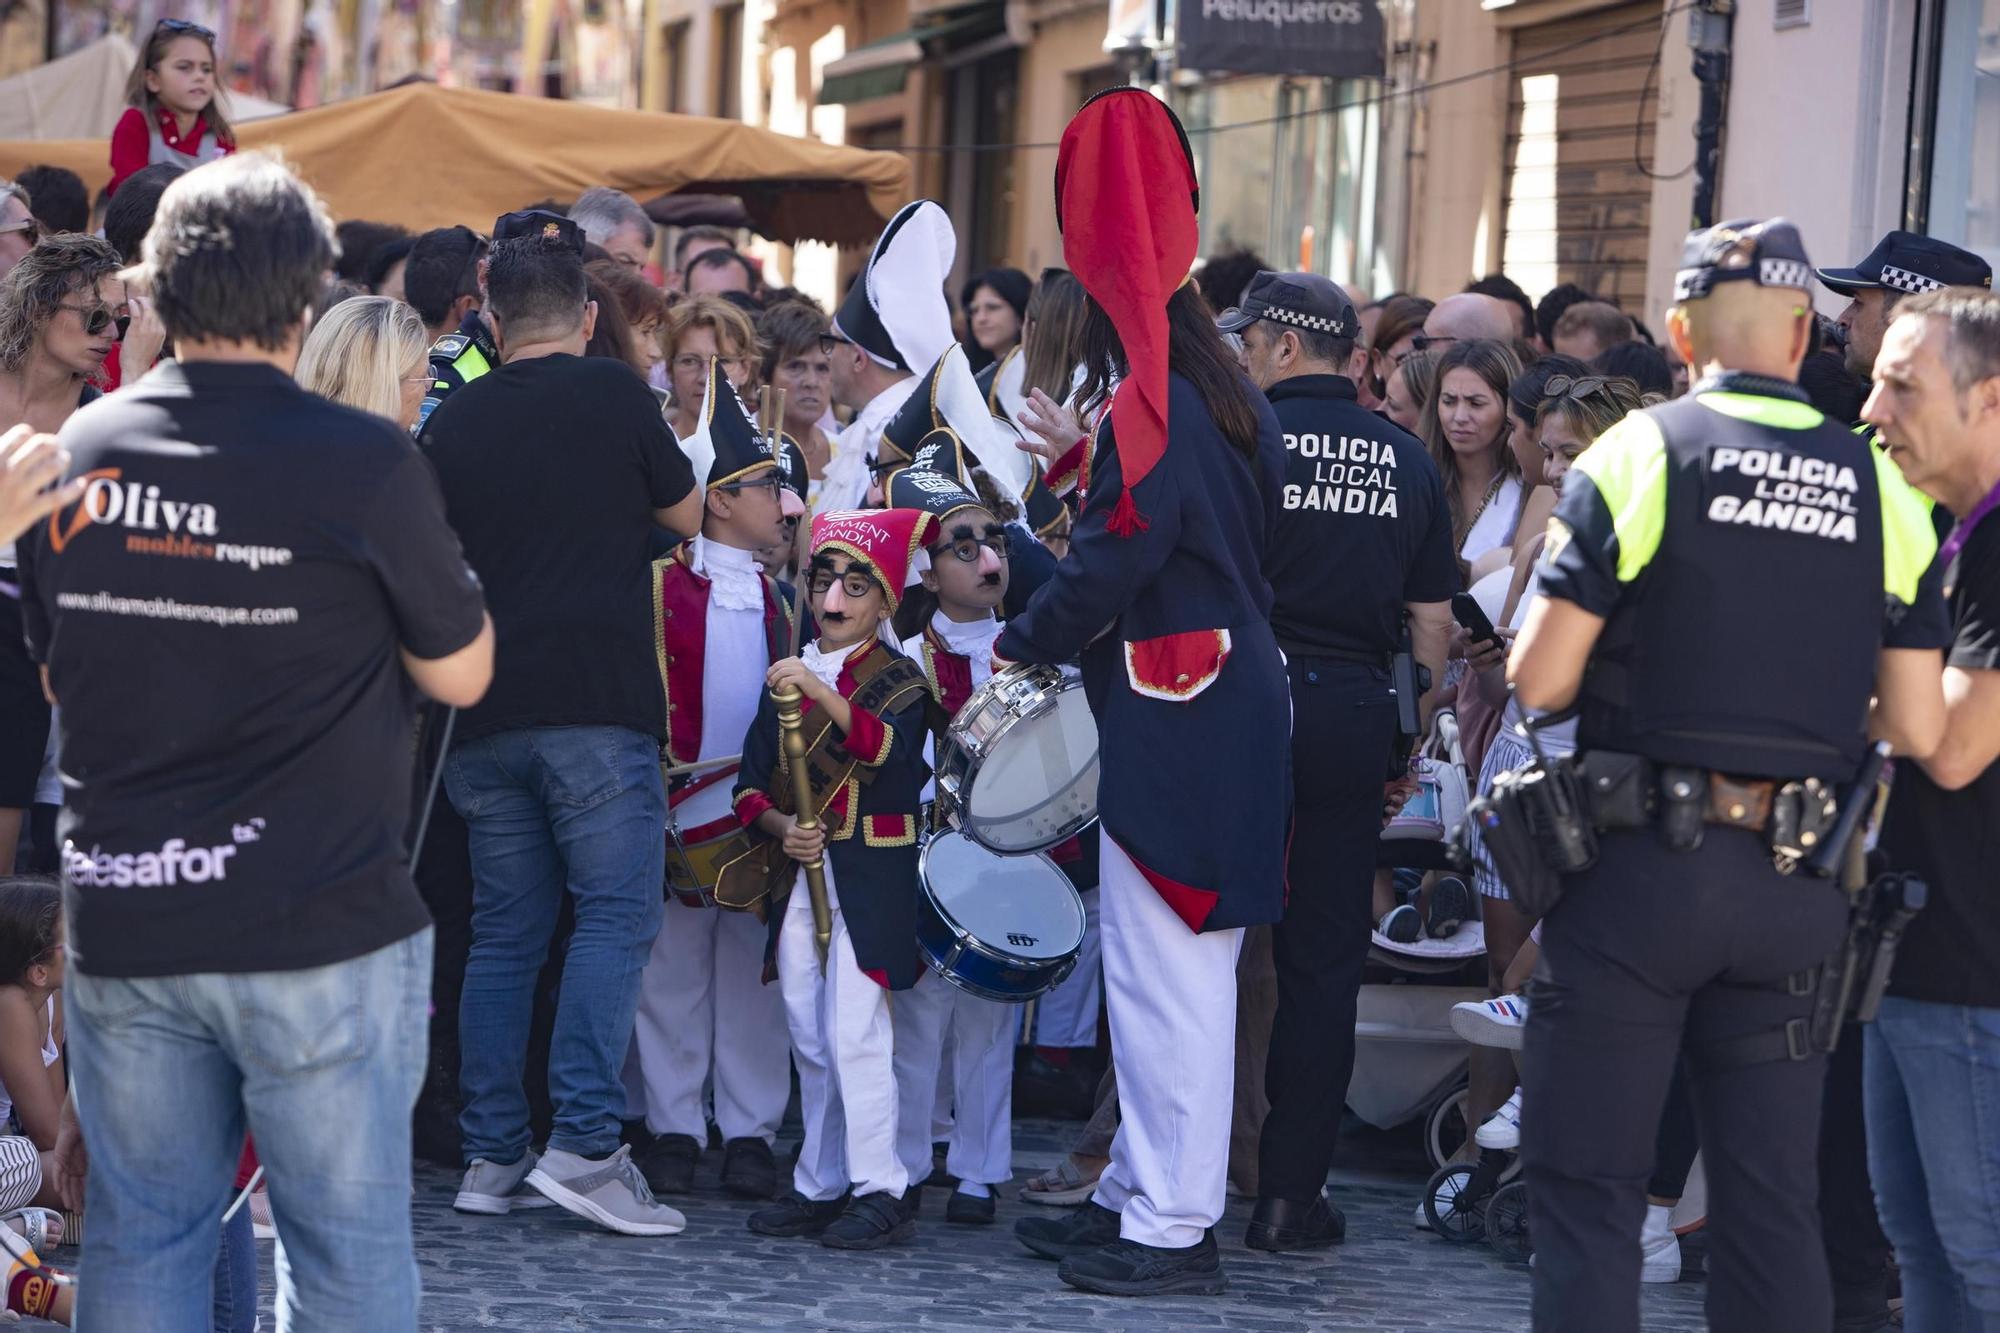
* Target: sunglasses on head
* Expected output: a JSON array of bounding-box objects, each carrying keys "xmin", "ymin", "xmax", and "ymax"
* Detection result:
[
  {"xmin": 1542, "ymin": 374, "xmax": 1610, "ymax": 401},
  {"xmin": 155, "ymin": 17, "xmax": 216, "ymax": 40}
]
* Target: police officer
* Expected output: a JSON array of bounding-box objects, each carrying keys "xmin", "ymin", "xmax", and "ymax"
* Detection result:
[
  {"xmin": 1507, "ymin": 219, "xmax": 1950, "ymax": 1333},
  {"xmin": 1218, "ymin": 271, "xmax": 1458, "ymax": 1252},
  {"xmin": 413, "ymin": 210, "xmax": 577, "ymax": 433},
  {"xmin": 1815, "ymin": 229, "xmax": 1993, "ymax": 383}
]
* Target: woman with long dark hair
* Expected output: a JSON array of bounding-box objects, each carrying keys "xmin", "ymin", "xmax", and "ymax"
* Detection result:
[
  {"xmin": 998, "ymin": 88, "xmax": 1289, "ymax": 1298},
  {"xmin": 1419, "ymin": 338, "xmax": 1526, "ymax": 574}
]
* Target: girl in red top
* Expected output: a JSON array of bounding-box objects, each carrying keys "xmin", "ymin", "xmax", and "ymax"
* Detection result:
[{"xmin": 107, "ymin": 20, "xmax": 236, "ymax": 197}]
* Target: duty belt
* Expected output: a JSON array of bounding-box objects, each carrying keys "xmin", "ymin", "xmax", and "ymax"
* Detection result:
[{"xmin": 1575, "ymin": 751, "xmax": 1841, "ymax": 874}]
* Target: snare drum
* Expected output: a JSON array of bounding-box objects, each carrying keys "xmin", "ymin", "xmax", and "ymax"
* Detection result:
[
  {"xmin": 917, "ymin": 829, "xmax": 1085, "ymax": 1002},
  {"xmin": 664, "ymin": 766, "xmax": 758, "ymax": 909},
  {"xmin": 935, "ymin": 663, "xmax": 1099, "ymax": 854}
]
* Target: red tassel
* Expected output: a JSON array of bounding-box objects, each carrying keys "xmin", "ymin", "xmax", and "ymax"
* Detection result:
[{"xmin": 1106, "ymin": 488, "xmax": 1150, "ymax": 538}]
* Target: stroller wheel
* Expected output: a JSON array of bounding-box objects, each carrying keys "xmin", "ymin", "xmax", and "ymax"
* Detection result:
[
  {"xmin": 1425, "ymin": 1083, "xmax": 1471, "ymax": 1170},
  {"xmin": 1486, "ymin": 1179, "xmax": 1532, "ymax": 1262},
  {"xmin": 1423, "ymin": 1163, "xmax": 1486, "ymax": 1243}
]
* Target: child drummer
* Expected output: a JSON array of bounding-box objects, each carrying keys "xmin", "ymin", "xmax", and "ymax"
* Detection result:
[{"xmin": 736, "ymin": 508, "xmax": 935, "ymax": 1249}]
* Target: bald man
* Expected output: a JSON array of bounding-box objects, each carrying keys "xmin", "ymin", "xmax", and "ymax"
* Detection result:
[{"xmin": 1421, "ymin": 292, "xmax": 1518, "ymax": 353}]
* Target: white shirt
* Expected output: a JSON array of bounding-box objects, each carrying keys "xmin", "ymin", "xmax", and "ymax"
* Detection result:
[
  {"xmin": 1461, "ymin": 474, "xmax": 1524, "ymax": 566},
  {"xmin": 902, "ymin": 610, "xmax": 1001, "ymax": 802},
  {"xmin": 674, "ymin": 537, "xmax": 767, "ymax": 831},
  {"xmin": 818, "ymin": 376, "xmax": 920, "ymax": 514}
]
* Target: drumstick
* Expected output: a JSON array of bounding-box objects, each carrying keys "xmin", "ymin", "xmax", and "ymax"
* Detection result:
[
  {"xmin": 661, "ymin": 752, "xmax": 741, "ymax": 781},
  {"xmin": 773, "ymin": 682, "xmax": 833, "ymax": 970},
  {"xmin": 788, "ymin": 497, "xmax": 813, "ymax": 659}
]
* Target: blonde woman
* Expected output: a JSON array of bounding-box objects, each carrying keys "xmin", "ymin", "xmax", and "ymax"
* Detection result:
[{"xmin": 296, "ymin": 295, "xmax": 431, "ymax": 432}]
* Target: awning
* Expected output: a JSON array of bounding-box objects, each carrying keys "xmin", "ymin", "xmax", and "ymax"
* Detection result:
[
  {"xmin": 0, "ymin": 81, "xmax": 911, "ymax": 247},
  {"xmin": 818, "ymin": 7, "xmax": 1005, "ymax": 106}
]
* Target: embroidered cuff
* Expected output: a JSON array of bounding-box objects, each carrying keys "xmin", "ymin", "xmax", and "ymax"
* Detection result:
[
  {"xmin": 1124, "ymin": 629, "xmax": 1232, "ymax": 702},
  {"xmin": 839, "ymin": 706, "xmax": 894, "ymax": 767},
  {"xmin": 1046, "ymin": 438, "xmax": 1087, "ymax": 497},
  {"xmin": 733, "ymin": 788, "xmax": 776, "ymax": 827}
]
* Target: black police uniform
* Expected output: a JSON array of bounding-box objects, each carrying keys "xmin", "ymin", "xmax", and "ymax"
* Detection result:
[
  {"xmin": 1519, "ymin": 221, "xmax": 1950, "ymax": 1333},
  {"xmin": 1218, "ymin": 273, "xmax": 1459, "ymax": 1238}
]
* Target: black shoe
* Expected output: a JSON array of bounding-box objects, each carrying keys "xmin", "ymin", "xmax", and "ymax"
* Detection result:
[
  {"xmin": 1426, "ymin": 875, "xmax": 1472, "ymax": 939},
  {"xmin": 635, "ymin": 1132, "xmax": 700, "ymax": 1195},
  {"xmin": 945, "ymin": 1190, "xmax": 996, "ymax": 1225},
  {"xmin": 747, "ymin": 1191, "xmax": 850, "ymax": 1238},
  {"xmin": 1014, "ymin": 1055, "xmax": 1097, "ymax": 1120},
  {"xmin": 1015, "ymin": 1199, "xmax": 1121, "ymax": 1260},
  {"xmin": 923, "ymin": 1141, "xmax": 954, "ymax": 1189},
  {"xmin": 720, "ymin": 1137, "xmax": 778, "ymax": 1200},
  {"xmin": 1244, "ymin": 1195, "xmax": 1347, "ymax": 1252},
  {"xmin": 1058, "ymin": 1234, "xmax": 1227, "ymax": 1296},
  {"xmin": 820, "ymin": 1190, "xmax": 917, "ymax": 1250}
]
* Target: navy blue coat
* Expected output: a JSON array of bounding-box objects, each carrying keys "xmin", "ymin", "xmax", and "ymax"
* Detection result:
[{"xmin": 996, "ymin": 373, "xmax": 1291, "ymax": 932}]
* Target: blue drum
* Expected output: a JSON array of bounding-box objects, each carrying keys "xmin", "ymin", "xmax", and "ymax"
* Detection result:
[{"xmin": 916, "ymin": 829, "xmax": 1085, "ymax": 1002}]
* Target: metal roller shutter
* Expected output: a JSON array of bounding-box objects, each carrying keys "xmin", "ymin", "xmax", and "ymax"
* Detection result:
[{"xmin": 1502, "ymin": 2, "xmax": 1664, "ymax": 308}]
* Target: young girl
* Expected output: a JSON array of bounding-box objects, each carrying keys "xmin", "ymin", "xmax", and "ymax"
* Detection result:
[
  {"xmin": 108, "ymin": 20, "xmax": 236, "ymax": 198},
  {"xmin": 0, "ymin": 878, "xmax": 63, "ymax": 1154}
]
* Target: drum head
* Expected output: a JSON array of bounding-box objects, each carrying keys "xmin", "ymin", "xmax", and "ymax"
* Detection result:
[
  {"xmin": 962, "ymin": 685, "xmax": 1099, "ymax": 852},
  {"xmin": 922, "ymin": 831, "xmax": 1084, "ymax": 961}
]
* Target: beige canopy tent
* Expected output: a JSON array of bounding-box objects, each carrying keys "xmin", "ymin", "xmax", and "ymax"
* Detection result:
[
  {"xmin": 0, "ymin": 35, "xmax": 286, "ymax": 142},
  {"xmin": 0, "ymin": 80, "xmax": 910, "ymax": 247}
]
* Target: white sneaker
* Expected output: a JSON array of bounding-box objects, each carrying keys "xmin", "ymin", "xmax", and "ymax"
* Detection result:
[
  {"xmin": 454, "ymin": 1152, "xmax": 558, "ymax": 1215},
  {"xmin": 526, "ymin": 1144, "xmax": 687, "ymax": 1237},
  {"xmin": 1451, "ymin": 994, "xmax": 1529, "ymax": 1050},
  {"xmin": 1475, "ymin": 1090, "xmax": 1523, "ymax": 1152},
  {"xmin": 1640, "ymin": 1202, "xmax": 1682, "ymax": 1282}
]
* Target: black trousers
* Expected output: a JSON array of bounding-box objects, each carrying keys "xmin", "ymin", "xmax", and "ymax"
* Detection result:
[
  {"xmin": 1257, "ymin": 657, "xmax": 1396, "ymax": 1202},
  {"xmin": 1522, "ymin": 827, "xmax": 1848, "ymax": 1333},
  {"xmin": 1820, "ymin": 1027, "xmax": 1893, "ymax": 1328}
]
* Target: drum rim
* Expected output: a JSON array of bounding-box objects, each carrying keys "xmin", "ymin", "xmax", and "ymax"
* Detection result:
[
  {"xmin": 938, "ymin": 667, "xmax": 1097, "ymax": 853},
  {"xmin": 917, "ymin": 832, "xmax": 1088, "ymax": 964},
  {"xmin": 917, "ymin": 935, "xmax": 1079, "ymax": 1003}
]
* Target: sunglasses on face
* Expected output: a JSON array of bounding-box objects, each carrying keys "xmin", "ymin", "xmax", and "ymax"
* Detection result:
[
  {"xmin": 818, "ymin": 334, "xmax": 852, "ymax": 358},
  {"xmin": 1409, "ymin": 333, "xmax": 1456, "ymax": 354},
  {"xmin": 0, "ymin": 219, "xmax": 40, "ymax": 246},
  {"xmin": 62, "ymin": 302, "xmax": 129, "ymax": 341}
]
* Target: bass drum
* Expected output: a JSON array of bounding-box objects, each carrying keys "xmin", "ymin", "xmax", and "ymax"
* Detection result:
[
  {"xmin": 916, "ymin": 829, "xmax": 1085, "ymax": 1002},
  {"xmin": 935, "ymin": 663, "xmax": 1099, "ymax": 854}
]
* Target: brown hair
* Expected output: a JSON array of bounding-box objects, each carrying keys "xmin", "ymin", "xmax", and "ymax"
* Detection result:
[
  {"xmin": 586, "ymin": 259, "xmax": 671, "ymax": 360},
  {"xmin": 1022, "ymin": 267, "xmax": 1090, "ymax": 403},
  {"xmin": 1419, "ymin": 339, "xmax": 1525, "ymax": 549},
  {"xmin": 1552, "ymin": 301, "xmax": 1634, "ymax": 351},
  {"xmin": 1367, "ymin": 295, "xmax": 1435, "ymax": 398},
  {"xmin": 0, "ymin": 233, "xmax": 123, "ymax": 373},
  {"xmin": 123, "ymin": 22, "xmax": 235, "ymax": 148},
  {"xmin": 1076, "ymin": 284, "xmax": 1262, "ymax": 459},
  {"xmin": 664, "ymin": 293, "xmax": 758, "ymax": 375},
  {"xmin": 1534, "ymin": 374, "xmax": 1646, "ymax": 446},
  {"xmin": 756, "ymin": 298, "xmax": 830, "ymax": 382}
]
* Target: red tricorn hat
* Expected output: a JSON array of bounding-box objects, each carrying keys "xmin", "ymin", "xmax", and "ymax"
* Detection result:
[
  {"xmin": 809, "ymin": 508, "xmax": 936, "ymax": 616},
  {"xmin": 1054, "ymin": 87, "xmax": 1200, "ymax": 538}
]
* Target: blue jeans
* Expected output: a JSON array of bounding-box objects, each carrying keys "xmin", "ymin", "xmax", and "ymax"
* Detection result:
[
  {"xmin": 1864, "ymin": 996, "xmax": 2000, "ymax": 1332},
  {"xmin": 212, "ymin": 1201, "xmax": 256, "ymax": 1333},
  {"xmin": 446, "ymin": 724, "xmax": 665, "ymax": 1163},
  {"xmin": 66, "ymin": 929, "xmax": 432, "ymax": 1333}
]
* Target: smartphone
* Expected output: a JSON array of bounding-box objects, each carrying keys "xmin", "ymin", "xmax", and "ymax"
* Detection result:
[{"xmin": 1452, "ymin": 591, "xmax": 1502, "ymax": 648}]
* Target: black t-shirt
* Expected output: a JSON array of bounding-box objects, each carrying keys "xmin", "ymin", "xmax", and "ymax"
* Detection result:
[
  {"xmin": 420, "ymin": 353, "xmax": 695, "ymax": 741},
  {"xmin": 17, "ymin": 361, "xmax": 487, "ymax": 978},
  {"xmin": 1262, "ymin": 375, "xmax": 1459, "ymax": 658},
  {"xmin": 1881, "ymin": 514, "xmax": 2000, "ymax": 1009}
]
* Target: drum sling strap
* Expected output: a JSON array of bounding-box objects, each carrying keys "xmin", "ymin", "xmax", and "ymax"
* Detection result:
[{"xmin": 711, "ymin": 652, "xmax": 929, "ymax": 911}]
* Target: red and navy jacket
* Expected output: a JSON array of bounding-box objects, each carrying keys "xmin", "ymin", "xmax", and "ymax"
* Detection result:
[
  {"xmin": 652, "ymin": 541, "xmax": 792, "ymax": 768},
  {"xmin": 733, "ymin": 640, "xmax": 932, "ymax": 989},
  {"xmin": 995, "ymin": 372, "xmax": 1290, "ymax": 932}
]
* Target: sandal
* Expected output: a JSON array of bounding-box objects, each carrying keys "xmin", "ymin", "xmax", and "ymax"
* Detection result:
[
  {"xmin": 1018, "ymin": 1157, "xmax": 1102, "ymax": 1207},
  {"xmin": 2, "ymin": 1208, "xmax": 61, "ymax": 1251}
]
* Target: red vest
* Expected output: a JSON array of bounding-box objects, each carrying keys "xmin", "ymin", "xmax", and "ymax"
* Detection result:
[{"xmin": 651, "ymin": 542, "xmax": 790, "ymax": 767}]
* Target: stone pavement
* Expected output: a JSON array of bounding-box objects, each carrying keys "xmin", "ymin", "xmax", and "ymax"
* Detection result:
[{"xmin": 30, "ymin": 1117, "xmax": 1714, "ymax": 1331}]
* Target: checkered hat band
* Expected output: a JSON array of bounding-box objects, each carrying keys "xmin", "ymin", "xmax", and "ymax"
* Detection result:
[
  {"xmin": 1267, "ymin": 305, "xmax": 1349, "ymax": 335},
  {"xmin": 1880, "ymin": 264, "xmax": 1946, "ymax": 294},
  {"xmin": 1759, "ymin": 258, "xmax": 1812, "ymax": 290}
]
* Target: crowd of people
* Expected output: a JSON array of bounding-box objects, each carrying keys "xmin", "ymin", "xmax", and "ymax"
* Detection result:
[{"xmin": 0, "ymin": 17, "xmax": 1991, "ymax": 1333}]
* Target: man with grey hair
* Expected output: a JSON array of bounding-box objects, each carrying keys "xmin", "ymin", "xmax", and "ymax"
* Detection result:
[
  {"xmin": 1862, "ymin": 285, "xmax": 2000, "ymax": 1331},
  {"xmin": 570, "ymin": 185, "xmax": 655, "ymax": 271},
  {"xmin": 15, "ymin": 151, "xmax": 494, "ymax": 1331}
]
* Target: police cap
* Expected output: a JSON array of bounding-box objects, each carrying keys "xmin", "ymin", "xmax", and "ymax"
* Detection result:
[
  {"xmin": 491, "ymin": 209, "xmax": 584, "ymax": 256},
  {"xmin": 1215, "ymin": 270, "xmax": 1357, "ymax": 339},
  {"xmin": 1815, "ymin": 229, "xmax": 1993, "ymax": 297},
  {"xmin": 1673, "ymin": 219, "xmax": 1813, "ymax": 303}
]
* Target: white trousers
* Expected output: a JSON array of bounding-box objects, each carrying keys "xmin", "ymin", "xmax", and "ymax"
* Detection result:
[
  {"xmin": 779, "ymin": 864, "xmax": 908, "ymax": 1201},
  {"xmin": 893, "ymin": 971, "xmax": 1017, "ymax": 1189},
  {"xmin": 625, "ymin": 898, "xmax": 791, "ymax": 1143},
  {"xmin": 1091, "ymin": 831, "xmax": 1243, "ymax": 1249},
  {"xmin": 1033, "ymin": 886, "xmax": 1102, "ymax": 1048}
]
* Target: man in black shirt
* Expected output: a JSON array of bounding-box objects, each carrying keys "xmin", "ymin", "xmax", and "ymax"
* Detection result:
[
  {"xmin": 1218, "ymin": 271, "xmax": 1457, "ymax": 1252},
  {"xmin": 1861, "ymin": 286, "xmax": 2000, "ymax": 1327},
  {"xmin": 422, "ymin": 210, "xmax": 702, "ymax": 1238},
  {"xmin": 19, "ymin": 152, "xmax": 492, "ymax": 1332}
]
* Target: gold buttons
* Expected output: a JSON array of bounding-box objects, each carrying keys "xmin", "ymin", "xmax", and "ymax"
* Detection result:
[
  {"xmin": 1175, "ymin": 673, "xmax": 1190, "ymax": 684},
  {"xmin": 1729, "ymin": 802, "xmax": 1746, "ymax": 820}
]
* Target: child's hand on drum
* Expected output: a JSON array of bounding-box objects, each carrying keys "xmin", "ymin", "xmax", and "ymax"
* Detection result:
[{"xmin": 779, "ymin": 815, "xmax": 825, "ymax": 862}]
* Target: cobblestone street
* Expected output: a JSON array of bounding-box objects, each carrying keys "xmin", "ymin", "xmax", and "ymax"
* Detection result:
[{"xmin": 32, "ymin": 1117, "xmax": 1714, "ymax": 1332}]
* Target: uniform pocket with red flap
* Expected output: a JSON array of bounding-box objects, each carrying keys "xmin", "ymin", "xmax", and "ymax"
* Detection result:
[{"xmin": 1123, "ymin": 629, "xmax": 1232, "ymax": 702}]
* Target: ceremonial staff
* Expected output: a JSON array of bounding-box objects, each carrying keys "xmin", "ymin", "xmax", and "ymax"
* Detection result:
[{"xmin": 762, "ymin": 385, "xmax": 833, "ymax": 970}]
